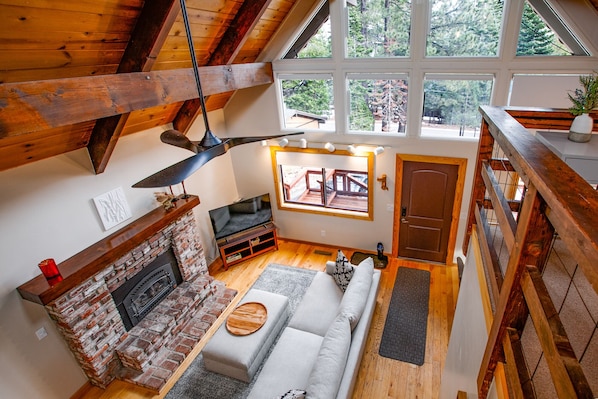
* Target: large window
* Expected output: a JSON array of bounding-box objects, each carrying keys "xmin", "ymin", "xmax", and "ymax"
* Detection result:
[
  {"xmin": 348, "ymin": 74, "xmax": 408, "ymax": 134},
  {"xmin": 275, "ymin": 0, "xmax": 594, "ymax": 138},
  {"xmin": 426, "ymin": 0, "xmax": 504, "ymax": 57},
  {"xmin": 279, "ymin": 75, "xmax": 335, "ymax": 131},
  {"xmin": 271, "ymin": 147, "xmax": 374, "ymax": 220},
  {"xmin": 421, "ymin": 75, "xmax": 493, "ymax": 138},
  {"xmin": 517, "ymin": 0, "xmax": 588, "ymax": 56},
  {"xmin": 346, "ymin": 0, "xmax": 411, "ymax": 58}
]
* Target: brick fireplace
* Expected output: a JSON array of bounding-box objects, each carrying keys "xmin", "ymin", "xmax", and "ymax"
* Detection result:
[{"xmin": 18, "ymin": 195, "xmax": 236, "ymax": 392}]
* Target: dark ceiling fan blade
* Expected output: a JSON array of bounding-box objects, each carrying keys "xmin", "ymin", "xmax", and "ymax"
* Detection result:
[
  {"xmin": 132, "ymin": 1, "xmax": 307, "ymax": 189},
  {"xmin": 132, "ymin": 142, "xmax": 231, "ymax": 188},
  {"xmin": 228, "ymin": 131, "xmax": 304, "ymax": 147},
  {"xmin": 160, "ymin": 130, "xmax": 199, "ymax": 153},
  {"xmin": 134, "ymin": 132, "xmax": 304, "ymax": 188}
]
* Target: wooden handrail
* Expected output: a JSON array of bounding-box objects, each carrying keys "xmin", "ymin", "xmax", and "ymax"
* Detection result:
[
  {"xmin": 479, "ymin": 106, "xmax": 598, "ymax": 293},
  {"xmin": 466, "ymin": 106, "xmax": 598, "ymax": 399}
]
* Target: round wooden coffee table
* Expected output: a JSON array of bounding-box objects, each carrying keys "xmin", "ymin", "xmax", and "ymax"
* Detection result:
[{"xmin": 226, "ymin": 302, "xmax": 268, "ymax": 336}]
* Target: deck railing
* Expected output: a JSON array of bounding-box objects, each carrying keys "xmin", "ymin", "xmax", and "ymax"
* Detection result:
[
  {"xmin": 283, "ymin": 168, "xmax": 368, "ymax": 205},
  {"xmin": 465, "ymin": 106, "xmax": 598, "ymax": 398}
]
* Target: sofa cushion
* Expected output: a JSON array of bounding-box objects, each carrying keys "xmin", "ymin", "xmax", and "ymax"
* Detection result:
[
  {"xmin": 339, "ymin": 257, "xmax": 374, "ymax": 330},
  {"xmin": 288, "ymin": 272, "xmax": 344, "ymax": 336},
  {"xmin": 246, "ymin": 327, "xmax": 324, "ymax": 399},
  {"xmin": 332, "ymin": 250, "xmax": 354, "ymax": 292},
  {"xmin": 305, "ymin": 313, "xmax": 352, "ymax": 399}
]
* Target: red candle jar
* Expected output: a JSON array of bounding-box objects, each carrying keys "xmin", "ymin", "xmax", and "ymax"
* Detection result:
[{"xmin": 38, "ymin": 258, "xmax": 63, "ymax": 286}]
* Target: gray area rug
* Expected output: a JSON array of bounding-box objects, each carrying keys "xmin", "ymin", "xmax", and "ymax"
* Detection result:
[
  {"xmin": 165, "ymin": 264, "xmax": 316, "ymax": 399},
  {"xmin": 379, "ymin": 267, "xmax": 431, "ymax": 366}
]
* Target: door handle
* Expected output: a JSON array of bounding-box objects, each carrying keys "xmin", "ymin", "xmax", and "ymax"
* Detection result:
[{"xmin": 401, "ymin": 206, "xmax": 408, "ymax": 223}]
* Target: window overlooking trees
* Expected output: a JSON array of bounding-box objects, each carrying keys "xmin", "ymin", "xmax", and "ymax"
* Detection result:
[
  {"xmin": 280, "ymin": 75, "xmax": 335, "ymax": 131},
  {"xmin": 285, "ymin": 2, "xmax": 331, "ymax": 59},
  {"xmin": 296, "ymin": 19, "xmax": 331, "ymax": 58},
  {"xmin": 422, "ymin": 76, "xmax": 493, "ymax": 138},
  {"xmin": 426, "ymin": 0, "xmax": 504, "ymax": 57},
  {"xmin": 275, "ymin": 0, "xmax": 593, "ymax": 138},
  {"xmin": 346, "ymin": 0, "xmax": 411, "ymax": 58},
  {"xmin": 348, "ymin": 74, "xmax": 408, "ymax": 134},
  {"xmin": 516, "ymin": 0, "xmax": 582, "ymax": 56}
]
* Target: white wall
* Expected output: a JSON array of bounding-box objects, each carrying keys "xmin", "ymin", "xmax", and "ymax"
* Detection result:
[
  {"xmin": 0, "ymin": 111, "xmax": 239, "ymax": 398},
  {"xmin": 440, "ymin": 238, "xmax": 499, "ymax": 399},
  {"xmin": 225, "ymin": 83, "xmax": 480, "ymax": 257}
]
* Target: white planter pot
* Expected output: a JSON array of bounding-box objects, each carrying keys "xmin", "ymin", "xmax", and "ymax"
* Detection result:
[{"xmin": 568, "ymin": 113, "xmax": 593, "ymax": 143}]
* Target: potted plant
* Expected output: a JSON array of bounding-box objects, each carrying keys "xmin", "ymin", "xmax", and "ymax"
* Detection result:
[{"xmin": 567, "ymin": 71, "xmax": 598, "ymax": 142}]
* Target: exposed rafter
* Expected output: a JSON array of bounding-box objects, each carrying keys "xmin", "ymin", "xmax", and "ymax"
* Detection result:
[
  {"xmin": 89, "ymin": 0, "xmax": 181, "ymax": 174},
  {"xmin": 0, "ymin": 63, "xmax": 273, "ymax": 137},
  {"xmin": 172, "ymin": 0, "xmax": 273, "ymax": 134}
]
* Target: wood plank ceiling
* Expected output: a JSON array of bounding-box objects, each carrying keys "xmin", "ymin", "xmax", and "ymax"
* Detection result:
[{"xmin": 0, "ymin": 0, "xmax": 295, "ymax": 173}]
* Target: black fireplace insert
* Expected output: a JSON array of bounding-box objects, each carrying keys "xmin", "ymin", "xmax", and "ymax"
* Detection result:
[{"xmin": 111, "ymin": 249, "xmax": 182, "ymax": 330}]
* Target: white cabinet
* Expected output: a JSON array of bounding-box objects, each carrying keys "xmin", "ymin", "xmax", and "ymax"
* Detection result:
[{"xmin": 536, "ymin": 131, "xmax": 598, "ymax": 185}]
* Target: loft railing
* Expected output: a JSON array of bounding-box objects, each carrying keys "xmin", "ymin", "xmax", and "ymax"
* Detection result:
[{"xmin": 464, "ymin": 106, "xmax": 598, "ymax": 398}]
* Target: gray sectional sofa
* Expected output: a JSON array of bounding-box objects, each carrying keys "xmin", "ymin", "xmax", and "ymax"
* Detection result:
[{"xmin": 247, "ymin": 257, "xmax": 381, "ymax": 399}]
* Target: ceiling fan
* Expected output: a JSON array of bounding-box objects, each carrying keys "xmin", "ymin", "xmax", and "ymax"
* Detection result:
[{"xmin": 132, "ymin": 0, "xmax": 302, "ymax": 189}]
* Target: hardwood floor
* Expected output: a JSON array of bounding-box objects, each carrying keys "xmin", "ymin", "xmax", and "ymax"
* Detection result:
[{"xmin": 75, "ymin": 239, "xmax": 459, "ymax": 399}]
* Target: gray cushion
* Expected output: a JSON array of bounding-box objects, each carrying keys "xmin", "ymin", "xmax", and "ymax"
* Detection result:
[
  {"xmin": 288, "ymin": 272, "xmax": 343, "ymax": 336},
  {"xmin": 305, "ymin": 313, "xmax": 352, "ymax": 399},
  {"xmin": 338, "ymin": 257, "xmax": 374, "ymax": 330},
  {"xmin": 246, "ymin": 327, "xmax": 324, "ymax": 399}
]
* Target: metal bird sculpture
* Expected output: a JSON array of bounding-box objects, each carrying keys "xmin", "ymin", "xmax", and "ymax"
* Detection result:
[{"xmin": 132, "ymin": 0, "xmax": 302, "ymax": 189}]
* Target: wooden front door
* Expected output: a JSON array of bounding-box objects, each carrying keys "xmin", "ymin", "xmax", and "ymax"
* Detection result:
[{"xmin": 395, "ymin": 158, "xmax": 460, "ymax": 263}]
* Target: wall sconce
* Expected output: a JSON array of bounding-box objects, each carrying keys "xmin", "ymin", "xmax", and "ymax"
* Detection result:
[
  {"xmin": 299, "ymin": 138, "xmax": 308, "ymax": 148},
  {"xmin": 324, "ymin": 142, "xmax": 335, "ymax": 152},
  {"xmin": 374, "ymin": 146, "xmax": 385, "ymax": 155},
  {"xmin": 377, "ymin": 174, "xmax": 388, "ymax": 190},
  {"xmin": 279, "ymin": 138, "xmax": 289, "ymax": 147}
]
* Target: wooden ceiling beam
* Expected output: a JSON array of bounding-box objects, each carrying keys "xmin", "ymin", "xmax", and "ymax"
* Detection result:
[
  {"xmin": 88, "ymin": 0, "xmax": 180, "ymax": 174},
  {"xmin": 172, "ymin": 0, "xmax": 273, "ymax": 134},
  {"xmin": 0, "ymin": 62, "xmax": 273, "ymax": 138}
]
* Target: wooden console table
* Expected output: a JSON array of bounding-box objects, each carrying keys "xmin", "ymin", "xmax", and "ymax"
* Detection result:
[{"xmin": 217, "ymin": 222, "xmax": 278, "ymax": 270}]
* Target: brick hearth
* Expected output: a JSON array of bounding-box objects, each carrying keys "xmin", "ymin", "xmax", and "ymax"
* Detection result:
[{"xmin": 19, "ymin": 197, "xmax": 237, "ymax": 392}]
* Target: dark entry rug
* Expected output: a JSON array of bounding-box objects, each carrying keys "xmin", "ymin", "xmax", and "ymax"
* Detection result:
[
  {"xmin": 379, "ymin": 267, "xmax": 431, "ymax": 366},
  {"xmin": 165, "ymin": 264, "xmax": 316, "ymax": 399},
  {"xmin": 351, "ymin": 251, "xmax": 388, "ymax": 269}
]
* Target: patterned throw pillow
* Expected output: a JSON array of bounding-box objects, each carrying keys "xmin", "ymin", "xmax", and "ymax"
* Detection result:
[
  {"xmin": 277, "ymin": 388, "xmax": 306, "ymax": 399},
  {"xmin": 333, "ymin": 250, "xmax": 355, "ymax": 292}
]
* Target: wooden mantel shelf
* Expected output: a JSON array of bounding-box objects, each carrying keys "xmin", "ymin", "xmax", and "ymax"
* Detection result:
[{"xmin": 17, "ymin": 195, "xmax": 200, "ymax": 306}]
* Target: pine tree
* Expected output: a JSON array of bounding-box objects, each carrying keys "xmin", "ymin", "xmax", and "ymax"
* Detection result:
[{"xmin": 517, "ymin": 2, "xmax": 569, "ymax": 55}]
